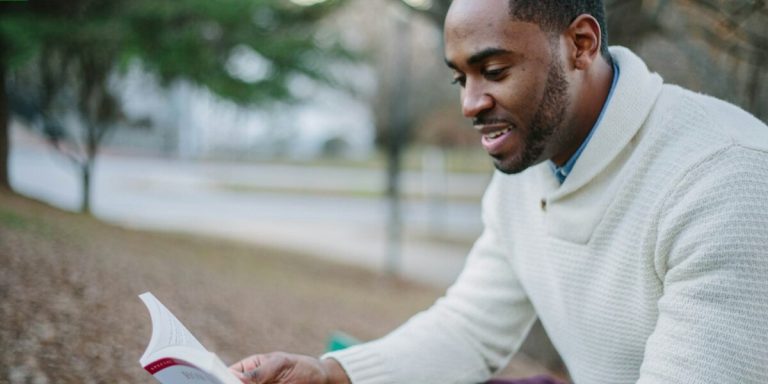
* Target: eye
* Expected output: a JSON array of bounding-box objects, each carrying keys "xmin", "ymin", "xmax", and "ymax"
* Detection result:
[
  {"xmin": 483, "ymin": 67, "xmax": 507, "ymax": 81},
  {"xmin": 451, "ymin": 74, "xmax": 466, "ymax": 88}
]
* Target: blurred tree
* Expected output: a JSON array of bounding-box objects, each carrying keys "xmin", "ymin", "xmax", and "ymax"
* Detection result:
[
  {"xmin": 606, "ymin": 0, "xmax": 767, "ymax": 122},
  {"xmin": 0, "ymin": 0, "xmax": 350, "ymax": 212}
]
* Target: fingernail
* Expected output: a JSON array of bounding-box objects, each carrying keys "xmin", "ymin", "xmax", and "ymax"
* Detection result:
[{"xmin": 243, "ymin": 370, "xmax": 258, "ymax": 379}]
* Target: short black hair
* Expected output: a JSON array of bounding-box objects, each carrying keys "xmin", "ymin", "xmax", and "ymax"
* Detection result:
[{"xmin": 508, "ymin": 0, "xmax": 612, "ymax": 62}]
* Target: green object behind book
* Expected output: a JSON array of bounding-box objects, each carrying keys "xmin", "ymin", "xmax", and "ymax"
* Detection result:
[{"xmin": 326, "ymin": 331, "xmax": 361, "ymax": 352}]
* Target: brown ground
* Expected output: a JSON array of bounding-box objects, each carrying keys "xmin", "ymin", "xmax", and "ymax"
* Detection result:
[{"xmin": 0, "ymin": 191, "xmax": 558, "ymax": 384}]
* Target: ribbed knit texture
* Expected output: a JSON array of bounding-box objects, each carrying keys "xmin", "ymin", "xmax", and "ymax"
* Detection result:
[{"xmin": 324, "ymin": 47, "xmax": 768, "ymax": 383}]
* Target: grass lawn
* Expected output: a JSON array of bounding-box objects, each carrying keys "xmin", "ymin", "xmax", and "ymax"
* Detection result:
[
  {"xmin": 0, "ymin": 191, "xmax": 558, "ymax": 383},
  {"xmin": 0, "ymin": 191, "xmax": 442, "ymax": 383}
]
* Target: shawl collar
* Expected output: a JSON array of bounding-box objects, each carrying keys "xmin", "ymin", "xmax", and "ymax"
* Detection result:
[{"xmin": 537, "ymin": 47, "xmax": 664, "ymax": 243}]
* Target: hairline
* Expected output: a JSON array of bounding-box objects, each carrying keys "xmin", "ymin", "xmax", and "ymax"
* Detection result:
[{"xmin": 506, "ymin": 1, "xmax": 613, "ymax": 62}]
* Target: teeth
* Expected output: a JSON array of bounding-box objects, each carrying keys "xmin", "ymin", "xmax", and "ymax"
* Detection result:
[{"xmin": 485, "ymin": 128, "xmax": 511, "ymax": 140}]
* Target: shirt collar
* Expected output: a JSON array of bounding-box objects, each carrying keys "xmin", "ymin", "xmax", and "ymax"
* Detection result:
[{"xmin": 550, "ymin": 61, "xmax": 621, "ymax": 184}]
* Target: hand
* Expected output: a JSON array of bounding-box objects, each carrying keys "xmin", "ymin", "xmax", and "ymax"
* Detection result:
[{"xmin": 229, "ymin": 352, "xmax": 350, "ymax": 384}]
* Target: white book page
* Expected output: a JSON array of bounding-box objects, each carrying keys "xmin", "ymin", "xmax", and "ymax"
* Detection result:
[{"xmin": 139, "ymin": 292, "xmax": 207, "ymax": 366}]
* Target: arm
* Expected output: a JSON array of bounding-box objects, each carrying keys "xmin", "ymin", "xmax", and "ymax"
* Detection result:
[
  {"xmin": 230, "ymin": 174, "xmax": 537, "ymax": 384},
  {"xmin": 324, "ymin": 176, "xmax": 537, "ymax": 383},
  {"xmin": 637, "ymin": 147, "xmax": 768, "ymax": 383}
]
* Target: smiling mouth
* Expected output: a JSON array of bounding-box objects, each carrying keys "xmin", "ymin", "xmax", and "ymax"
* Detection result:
[
  {"xmin": 474, "ymin": 117, "xmax": 515, "ymax": 137},
  {"xmin": 475, "ymin": 122, "xmax": 514, "ymax": 139},
  {"xmin": 475, "ymin": 122, "xmax": 516, "ymax": 154},
  {"xmin": 484, "ymin": 127, "xmax": 512, "ymax": 140}
]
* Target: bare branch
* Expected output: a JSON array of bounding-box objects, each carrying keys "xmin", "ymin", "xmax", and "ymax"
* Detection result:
[{"xmin": 47, "ymin": 136, "xmax": 85, "ymax": 168}]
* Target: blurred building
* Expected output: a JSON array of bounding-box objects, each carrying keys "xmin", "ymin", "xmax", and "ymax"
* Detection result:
[
  {"xmin": 110, "ymin": 61, "xmax": 374, "ymax": 158},
  {"xmin": 110, "ymin": 59, "xmax": 376, "ymax": 160}
]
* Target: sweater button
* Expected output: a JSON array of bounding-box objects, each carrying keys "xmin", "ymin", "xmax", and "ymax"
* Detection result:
[{"xmin": 540, "ymin": 198, "xmax": 547, "ymax": 211}]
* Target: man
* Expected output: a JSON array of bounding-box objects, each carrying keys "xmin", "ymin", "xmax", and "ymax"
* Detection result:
[{"xmin": 231, "ymin": 0, "xmax": 768, "ymax": 382}]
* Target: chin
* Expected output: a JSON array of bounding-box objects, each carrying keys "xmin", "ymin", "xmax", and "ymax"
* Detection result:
[
  {"xmin": 492, "ymin": 156, "xmax": 528, "ymax": 175},
  {"xmin": 492, "ymin": 150, "xmax": 547, "ymax": 175}
]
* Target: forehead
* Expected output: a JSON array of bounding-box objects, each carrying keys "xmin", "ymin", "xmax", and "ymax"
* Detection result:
[{"xmin": 444, "ymin": 0, "xmax": 550, "ymax": 66}]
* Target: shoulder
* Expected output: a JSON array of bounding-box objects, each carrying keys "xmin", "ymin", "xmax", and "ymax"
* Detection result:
[
  {"xmin": 650, "ymin": 87, "xmax": 768, "ymax": 216},
  {"xmin": 653, "ymin": 85, "xmax": 768, "ymax": 151},
  {"xmin": 634, "ymin": 84, "xmax": 768, "ymax": 197}
]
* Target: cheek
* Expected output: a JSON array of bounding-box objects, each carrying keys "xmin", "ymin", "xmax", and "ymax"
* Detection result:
[{"xmin": 495, "ymin": 70, "xmax": 546, "ymax": 118}]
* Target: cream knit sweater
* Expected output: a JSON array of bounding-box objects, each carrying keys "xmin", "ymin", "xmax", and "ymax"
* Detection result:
[{"xmin": 326, "ymin": 47, "xmax": 768, "ymax": 383}]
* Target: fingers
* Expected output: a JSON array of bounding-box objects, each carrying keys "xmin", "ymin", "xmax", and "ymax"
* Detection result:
[
  {"xmin": 229, "ymin": 354, "xmax": 265, "ymax": 373},
  {"xmin": 229, "ymin": 353, "xmax": 295, "ymax": 384},
  {"xmin": 228, "ymin": 352, "xmax": 337, "ymax": 384},
  {"xmin": 229, "ymin": 355, "xmax": 263, "ymax": 383}
]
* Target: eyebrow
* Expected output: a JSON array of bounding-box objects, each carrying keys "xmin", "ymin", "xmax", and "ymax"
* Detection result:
[{"xmin": 445, "ymin": 47, "xmax": 517, "ymax": 69}]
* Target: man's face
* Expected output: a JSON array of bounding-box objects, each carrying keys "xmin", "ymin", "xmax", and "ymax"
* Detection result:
[{"xmin": 444, "ymin": 0, "xmax": 572, "ymax": 174}]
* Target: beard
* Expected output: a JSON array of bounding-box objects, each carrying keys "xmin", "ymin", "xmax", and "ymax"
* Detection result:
[{"xmin": 494, "ymin": 56, "xmax": 569, "ymax": 174}]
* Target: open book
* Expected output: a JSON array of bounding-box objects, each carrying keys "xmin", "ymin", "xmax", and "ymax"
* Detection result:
[{"xmin": 139, "ymin": 292, "xmax": 242, "ymax": 384}]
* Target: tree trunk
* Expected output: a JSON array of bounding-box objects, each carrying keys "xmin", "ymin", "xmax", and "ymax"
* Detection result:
[
  {"xmin": 747, "ymin": 52, "xmax": 765, "ymax": 121},
  {"xmin": 0, "ymin": 40, "xmax": 10, "ymax": 192},
  {"xmin": 80, "ymin": 160, "xmax": 92, "ymax": 214},
  {"xmin": 80, "ymin": 120, "xmax": 100, "ymax": 215},
  {"xmin": 385, "ymin": 11, "xmax": 411, "ymax": 277}
]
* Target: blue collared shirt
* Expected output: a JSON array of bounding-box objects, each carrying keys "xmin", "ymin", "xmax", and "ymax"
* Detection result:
[{"xmin": 550, "ymin": 61, "xmax": 620, "ymax": 184}]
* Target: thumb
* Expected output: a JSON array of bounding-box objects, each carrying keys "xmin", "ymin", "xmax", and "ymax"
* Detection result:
[
  {"xmin": 229, "ymin": 368, "xmax": 249, "ymax": 384},
  {"xmin": 228, "ymin": 356, "xmax": 265, "ymax": 383},
  {"xmin": 230, "ymin": 367, "xmax": 265, "ymax": 384},
  {"xmin": 241, "ymin": 368, "xmax": 262, "ymax": 382}
]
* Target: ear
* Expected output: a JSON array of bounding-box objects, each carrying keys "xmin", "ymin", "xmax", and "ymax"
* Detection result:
[{"xmin": 564, "ymin": 14, "xmax": 602, "ymax": 70}]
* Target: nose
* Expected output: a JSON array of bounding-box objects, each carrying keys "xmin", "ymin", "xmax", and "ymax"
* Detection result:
[{"xmin": 461, "ymin": 80, "xmax": 494, "ymax": 118}]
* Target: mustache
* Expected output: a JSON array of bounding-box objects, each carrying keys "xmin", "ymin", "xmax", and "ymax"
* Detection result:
[{"xmin": 472, "ymin": 116, "xmax": 513, "ymax": 126}]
